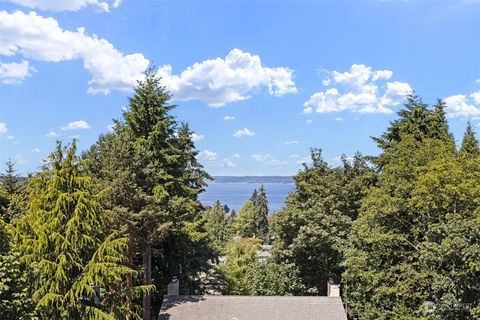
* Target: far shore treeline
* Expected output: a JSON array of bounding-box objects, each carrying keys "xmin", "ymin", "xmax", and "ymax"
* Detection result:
[{"xmin": 0, "ymin": 70, "xmax": 479, "ymax": 320}]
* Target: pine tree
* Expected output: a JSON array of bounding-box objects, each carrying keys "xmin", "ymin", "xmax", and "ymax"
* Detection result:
[
  {"xmin": 459, "ymin": 122, "xmax": 480, "ymax": 157},
  {"xmin": 85, "ymin": 69, "xmax": 212, "ymax": 319},
  {"xmin": 372, "ymin": 94, "xmax": 453, "ymax": 168},
  {"xmin": 234, "ymin": 200, "xmax": 256, "ymax": 237},
  {"xmin": 203, "ymin": 201, "xmax": 232, "ymax": 253},
  {"xmin": 15, "ymin": 141, "xmax": 142, "ymax": 319},
  {"xmin": 343, "ymin": 96, "xmax": 469, "ymax": 319},
  {"xmin": 254, "ymin": 185, "xmax": 269, "ymax": 239},
  {"xmin": 1, "ymin": 159, "xmax": 19, "ymax": 196}
]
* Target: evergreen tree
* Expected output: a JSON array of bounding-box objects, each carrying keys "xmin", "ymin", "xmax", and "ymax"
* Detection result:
[
  {"xmin": 254, "ymin": 185, "xmax": 269, "ymax": 239},
  {"xmin": 270, "ymin": 149, "xmax": 375, "ymax": 295},
  {"xmin": 85, "ymin": 69, "xmax": 212, "ymax": 319},
  {"xmin": 343, "ymin": 97, "xmax": 476, "ymax": 319},
  {"xmin": 234, "ymin": 200, "xmax": 256, "ymax": 237},
  {"xmin": 372, "ymin": 94, "xmax": 453, "ymax": 168},
  {"xmin": 459, "ymin": 122, "xmax": 480, "ymax": 157},
  {"xmin": 0, "ymin": 218, "xmax": 34, "ymax": 319},
  {"xmin": 203, "ymin": 200, "xmax": 232, "ymax": 253},
  {"xmin": 15, "ymin": 141, "xmax": 142, "ymax": 319},
  {"xmin": 1, "ymin": 159, "xmax": 19, "ymax": 196}
]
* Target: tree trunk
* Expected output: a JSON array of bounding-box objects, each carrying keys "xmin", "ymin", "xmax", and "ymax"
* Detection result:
[{"xmin": 143, "ymin": 245, "xmax": 152, "ymax": 320}]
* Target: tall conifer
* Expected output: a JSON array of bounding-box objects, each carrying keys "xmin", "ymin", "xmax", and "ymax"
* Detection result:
[
  {"xmin": 15, "ymin": 141, "xmax": 139, "ymax": 319},
  {"xmin": 459, "ymin": 122, "xmax": 480, "ymax": 157}
]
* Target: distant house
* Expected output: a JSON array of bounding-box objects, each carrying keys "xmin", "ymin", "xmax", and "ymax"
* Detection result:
[{"xmin": 158, "ymin": 278, "xmax": 347, "ymax": 320}]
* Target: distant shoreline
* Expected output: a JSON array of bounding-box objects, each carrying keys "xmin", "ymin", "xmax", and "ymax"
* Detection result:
[{"xmin": 212, "ymin": 176, "xmax": 294, "ymax": 184}]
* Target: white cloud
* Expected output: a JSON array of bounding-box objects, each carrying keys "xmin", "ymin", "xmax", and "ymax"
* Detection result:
[
  {"xmin": 304, "ymin": 64, "xmax": 412, "ymax": 114},
  {"xmin": 231, "ymin": 153, "xmax": 241, "ymax": 159},
  {"xmin": 0, "ymin": 60, "xmax": 36, "ymax": 84},
  {"xmin": 296, "ymin": 156, "xmax": 313, "ymax": 165},
  {"xmin": 290, "ymin": 154, "xmax": 299, "ymax": 158},
  {"xmin": 45, "ymin": 131, "xmax": 57, "ymax": 137},
  {"xmin": 224, "ymin": 115, "xmax": 235, "ymax": 121},
  {"xmin": 31, "ymin": 148, "xmax": 40, "ymax": 153},
  {"xmin": 372, "ymin": 70, "xmax": 393, "ymax": 81},
  {"xmin": 306, "ymin": 119, "xmax": 312, "ymax": 124},
  {"xmin": 233, "ymin": 128, "xmax": 254, "ymax": 137},
  {"xmin": 0, "ymin": 11, "xmax": 149, "ymax": 94},
  {"xmin": 0, "ymin": 122, "xmax": 7, "ymax": 134},
  {"xmin": 112, "ymin": 0, "xmax": 121, "ymax": 9},
  {"xmin": 6, "ymin": 0, "xmax": 120, "ymax": 12},
  {"xmin": 191, "ymin": 133, "xmax": 204, "ymax": 142},
  {"xmin": 471, "ymin": 91, "xmax": 480, "ymax": 105},
  {"xmin": 62, "ymin": 120, "xmax": 91, "ymax": 131},
  {"xmin": 157, "ymin": 48, "xmax": 297, "ymax": 107},
  {"xmin": 444, "ymin": 94, "xmax": 480, "ymax": 117},
  {"xmin": 285, "ymin": 140, "xmax": 299, "ymax": 144},
  {"xmin": 198, "ymin": 150, "xmax": 217, "ymax": 162},
  {"xmin": 223, "ymin": 159, "xmax": 238, "ymax": 168},
  {"xmin": 250, "ymin": 153, "xmax": 285, "ymax": 165},
  {"xmin": 251, "ymin": 153, "xmax": 273, "ymax": 162},
  {"xmin": 334, "ymin": 117, "xmax": 343, "ymax": 121},
  {"xmin": 6, "ymin": 135, "xmax": 14, "ymax": 139},
  {"xmin": 13, "ymin": 154, "xmax": 27, "ymax": 165}
]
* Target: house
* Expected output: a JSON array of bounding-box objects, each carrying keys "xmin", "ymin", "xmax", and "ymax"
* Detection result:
[{"xmin": 158, "ymin": 278, "xmax": 348, "ymax": 320}]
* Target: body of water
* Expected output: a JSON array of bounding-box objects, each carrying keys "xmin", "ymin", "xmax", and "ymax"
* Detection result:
[{"xmin": 198, "ymin": 183, "xmax": 295, "ymax": 213}]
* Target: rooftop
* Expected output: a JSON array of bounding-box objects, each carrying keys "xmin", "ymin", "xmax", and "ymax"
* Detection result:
[{"xmin": 159, "ymin": 295, "xmax": 347, "ymax": 320}]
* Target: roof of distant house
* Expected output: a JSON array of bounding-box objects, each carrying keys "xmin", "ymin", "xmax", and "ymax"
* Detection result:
[{"xmin": 158, "ymin": 295, "xmax": 347, "ymax": 320}]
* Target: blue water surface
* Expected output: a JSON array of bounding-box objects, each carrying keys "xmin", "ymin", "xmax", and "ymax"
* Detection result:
[{"xmin": 198, "ymin": 183, "xmax": 295, "ymax": 213}]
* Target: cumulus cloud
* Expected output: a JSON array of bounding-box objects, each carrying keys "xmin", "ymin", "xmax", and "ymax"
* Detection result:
[
  {"xmin": 0, "ymin": 60, "xmax": 36, "ymax": 84},
  {"xmin": 0, "ymin": 122, "xmax": 8, "ymax": 134},
  {"xmin": 334, "ymin": 117, "xmax": 343, "ymax": 121},
  {"xmin": 62, "ymin": 120, "xmax": 91, "ymax": 131},
  {"xmin": 157, "ymin": 48, "xmax": 297, "ymax": 107},
  {"xmin": 304, "ymin": 64, "xmax": 412, "ymax": 114},
  {"xmin": 198, "ymin": 150, "xmax": 217, "ymax": 162},
  {"xmin": 0, "ymin": 11, "xmax": 149, "ymax": 94},
  {"xmin": 285, "ymin": 140, "xmax": 299, "ymax": 144},
  {"xmin": 224, "ymin": 116, "xmax": 235, "ymax": 121},
  {"xmin": 191, "ymin": 133, "xmax": 204, "ymax": 142},
  {"xmin": 223, "ymin": 159, "xmax": 238, "ymax": 168},
  {"xmin": 31, "ymin": 148, "xmax": 40, "ymax": 153},
  {"xmin": 306, "ymin": 119, "xmax": 312, "ymax": 124},
  {"xmin": 231, "ymin": 153, "xmax": 241, "ymax": 159},
  {"xmin": 471, "ymin": 91, "xmax": 480, "ymax": 105},
  {"xmin": 45, "ymin": 131, "xmax": 57, "ymax": 137},
  {"xmin": 233, "ymin": 128, "xmax": 254, "ymax": 137},
  {"xmin": 444, "ymin": 94, "xmax": 480, "ymax": 117},
  {"xmin": 6, "ymin": 0, "xmax": 120, "ymax": 12}
]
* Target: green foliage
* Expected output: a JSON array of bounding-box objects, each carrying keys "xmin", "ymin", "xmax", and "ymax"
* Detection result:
[
  {"xmin": 0, "ymin": 218, "xmax": 35, "ymax": 319},
  {"xmin": 344, "ymin": 98, "xmax": 479, "ymax": 319},
  {"xmin": 203, "ymin": 200, "xmax": 234, "ymax": 253},
  {"xmin": 234, "ymin": 200, "xmax": 257, "ymax": 238},
  {"xmin": 1, "ymin": 159, "xmax": 19, "ymax": 196},
  {"xmin": 218, "ymin": 237, "xmax": 261, "ymax": 294},
  {"xmin": 85, "ymin": 69, "xmax": 213, "ymax": 318},
  {"xmin": 15, "ymin": 141, "xmax": 141, "ymax": 319},
  {"xmin": 270, "ymin": 149, "xmax": 375, "ymax": 295},
  {"xmin": 251, "ymin": 185, "xmax": 269, "ymax": 238},
  {"xmin": 234, "ymin": 187, "xmax": 270, "ymax": 239},
  {"xmin": 459, "ymin": 122, "xmax": 480, "ymax": 157}
]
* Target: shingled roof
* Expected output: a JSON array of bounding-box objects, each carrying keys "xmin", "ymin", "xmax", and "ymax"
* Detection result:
[{"xmin": 158, "ymin": 295, "xmax": 347, "ymax": 320}]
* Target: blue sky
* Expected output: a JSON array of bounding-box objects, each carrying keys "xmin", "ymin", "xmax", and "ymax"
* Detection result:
[{"xmin": 1, "ymin": 0, "xmax": 479, "ymax": 176}]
